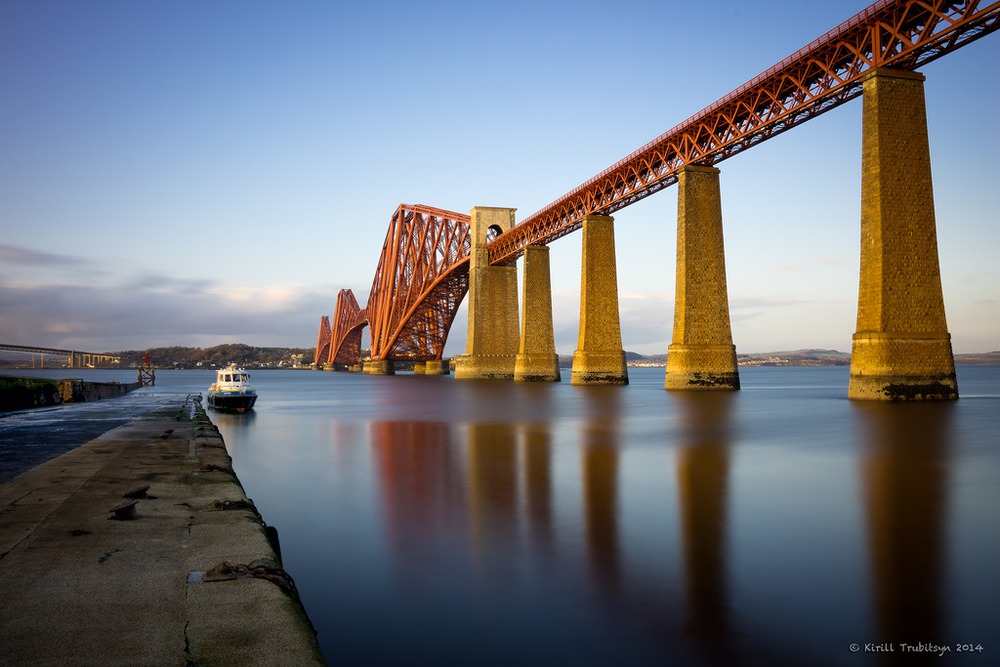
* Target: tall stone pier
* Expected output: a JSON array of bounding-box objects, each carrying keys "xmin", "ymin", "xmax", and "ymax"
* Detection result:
[
  {"xmin": 454, "ymin": 207, "xmax": 520, "ymax": 381},
  {"xmin": 665, "ymin": 165, "xmax": 739, "ymax": 391},
  {"xmin": 515, "ymin": 245, "xmax": 561, "ymax": 382},
  {"xmin": 571, "ymin": 215, "xmax": 628, "ymax": 385},
  {"xmin": 849, "ymin": 69, "xmax": 957, "ymax": 401}
]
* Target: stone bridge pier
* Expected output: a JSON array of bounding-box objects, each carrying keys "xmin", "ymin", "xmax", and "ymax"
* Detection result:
[
  {"xmin": 455, "ymin": 70, "xmax": 958, "ymax": 402},
  {"xmin": 665, "ymin": 165, "xmax": 739, "ymax": 392},
  {"xmin": 515, "ymin": 244, "xmax": 561, "ymax": 382},
  {"xmin": 849, "ymin": 69, "xmax": 957, "ymax": 401},
  {"xmin": 456, "ymin": 208, "xmax": 629, "ymax": 385},
  {"xmin": 454, "ymin": 207, "xmax": 520, "ymax": 381},
  {"xmin": 570, "ymin": 215, "xmax": 628, "ymax": 385}
]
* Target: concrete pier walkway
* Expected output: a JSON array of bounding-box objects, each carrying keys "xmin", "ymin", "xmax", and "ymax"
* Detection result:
[{"xmin": 0, "ymin": 395, "xmax": 324, "ymax": 666}]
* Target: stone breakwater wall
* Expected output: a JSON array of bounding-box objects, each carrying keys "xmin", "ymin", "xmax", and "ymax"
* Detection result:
[
  {"xmin": 56, "ymin": 378, "xmax": 142, "ymax": 403},
  {"xmin": 0, "ymin": 376, "xmax": 141, "ymax": 412},
  {"xmin": 0, "ymin": 394, "xmax": 325, "ymax": 665}
]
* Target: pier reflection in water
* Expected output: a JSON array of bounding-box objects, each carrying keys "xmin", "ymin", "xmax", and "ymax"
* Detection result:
[
  {"xmin": 675, "ymin": 393, "xmax": 732, "ymax": 656},
  {"xmin": 855, "ymin": 402, "xmax": 951, "ymax": 653},
  {"xmin": 196, "ymin": 367, "xmax": 999, "ymax": 666}
]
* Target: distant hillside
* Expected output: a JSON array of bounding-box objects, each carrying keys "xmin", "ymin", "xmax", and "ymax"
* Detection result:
[
  {"xmin": 738, "ymin": 349, "xmax": 851, "ymax": 366},
  {"xmin": 622, "ymin": 349, "xmax": 1000, "ymax": 367},
  {"xmin": 624, "ymin": 349, "xmax": 852, "ymax": 367},
  {"xmin": 9, "ymin": 344, "xmax": 992, "ymax": 370},
  {"xmin": 955, "ymin": 351, "xmax": 1000, "ymax": 365},
  {"xmin": 112, "ymin": 344, "xmax": 315, "ymax": 368}
]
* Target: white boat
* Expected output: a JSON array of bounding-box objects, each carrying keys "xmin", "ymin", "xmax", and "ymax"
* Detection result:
[{"xmin": 207, "ymin": 364, "xmax": 258, "ymax": 412}]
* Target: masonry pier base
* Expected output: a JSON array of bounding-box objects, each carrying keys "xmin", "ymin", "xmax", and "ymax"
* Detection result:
[
  {"xmin": 363, "ymin": 360, "xmax": 395, "ymax": 375},
  {"xmin": 850, "ymin": 335, "xmax": 956, "ymax": 400},
  {"xmin": 424, "ymin": 360, "xmax": 449, "ymax": 375},
  {"xmin": 665, "ymin": 344, "xmax": 739, "ymax": 391}
]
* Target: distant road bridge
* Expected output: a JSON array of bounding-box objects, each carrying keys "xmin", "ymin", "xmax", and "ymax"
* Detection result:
[
  {"xmin": 0, "ymin": 344, "xmax": 121, "ymax": 368},
  {"xmin": 317, "ymin": 0, "xmax": 1000, "ymax": 400}
]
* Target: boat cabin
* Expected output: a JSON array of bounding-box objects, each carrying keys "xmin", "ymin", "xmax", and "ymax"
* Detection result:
[{"xmin": 216, "ymin": 369, "xmax": 251, "ymax": 386}]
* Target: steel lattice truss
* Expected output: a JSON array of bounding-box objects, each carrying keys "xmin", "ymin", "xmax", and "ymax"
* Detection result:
[
  {"xmin": 323, "ymin": 205, "xmax": 472, "ymax": 364},
  {"xmin": 367, "ymin": 205, "xmax": 472, "ymax": 360},
  {"xmin": 329, "ymin": 289, "xmax": 364, "ymax": 366},
  {"xmin": 314, "ymin": 315, "xmax": 331, "ymax": 368},
  {"xmin": 488, "ymin": 0, "xmax": 1000, "ymax": 265}
]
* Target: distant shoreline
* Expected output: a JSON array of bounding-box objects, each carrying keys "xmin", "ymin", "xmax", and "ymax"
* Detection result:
[
  {"xmin": 622, "ymin": 349, "xmax": 1000, "ymax": 368},
  {"xmin": 2, "ymin": 346, "xmax": 998, "ymax": 370}
]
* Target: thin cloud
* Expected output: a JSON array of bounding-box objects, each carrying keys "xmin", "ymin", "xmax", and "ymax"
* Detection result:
[
  {"xmin": 730, "ymin": 296, "xmax": 809, "ymax": 310},
  {"xmin": 0, "ymin": 281, "xmax": 331, "ymax": 351},
  {"xmin": 125, "ymin": 273, "xmax": 212, "ymax": 294},
  {"xmin": 0, "ymin": 242, "xmax": 95, "ymax": 268},
  {"xmin": 0, "ymin": 243, "xmax": 108, "ymax": 286}
]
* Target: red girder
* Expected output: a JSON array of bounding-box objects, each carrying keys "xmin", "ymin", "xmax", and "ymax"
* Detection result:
[
  {"xmin": 329, "ymin": 289, "xmax": 364, "ymax": 367},
  {"xmin": 378, "ymin": 257, "xmax": 469, "ymax": 360},
  {"xmin": 325, "ymin": 205, "xmax": 472, "ymax": 366},
  {"xmin": 367, "ymin": 205, "xmax": 472, "ymax": 361},
  {"xmin": 314, "ymin": 315, "xmax": 331, "ymax": 368},
  {"xmin": 487, "ymin": 0, "xmax": 1000, "ymax": 265}
]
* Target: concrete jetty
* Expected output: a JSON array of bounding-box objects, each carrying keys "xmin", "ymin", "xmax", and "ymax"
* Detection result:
[{"xmin": 0, "ymin": 395, "xmax": 325, "ymax": 666}]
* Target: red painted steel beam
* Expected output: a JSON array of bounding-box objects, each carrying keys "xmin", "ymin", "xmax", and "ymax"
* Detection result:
[
  {"xmin": 379, "ymin": 258, "xmax": 470, "ymax": 360},
  {"xmin": 329, "ymin": 289, "xmax": 364, "ymax": 366},
  {"xmin": 487, "ymin": 0, "xmax": 1000, "ymax": 265},
  {"xmin": 365, "ymin": 204, "xmax": 472, "ymax": 361},
  {"xmin": 314, "ymin": 315, "xmax": 331, "ymax": 368}
]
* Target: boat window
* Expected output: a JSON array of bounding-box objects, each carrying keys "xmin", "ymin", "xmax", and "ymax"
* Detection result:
[{"xmin": 224, "ymin": 374, "xmax": 232, "ymax": 382}]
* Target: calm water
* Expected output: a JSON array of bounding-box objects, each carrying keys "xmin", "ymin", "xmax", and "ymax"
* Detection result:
[{"xmin": 3, "ymin": 366, "xmax": 999, "ymax": 665}]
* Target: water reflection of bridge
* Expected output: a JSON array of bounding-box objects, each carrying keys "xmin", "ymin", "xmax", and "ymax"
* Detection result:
[
  {"xmin": 0, "ymin": 343, "xmax": 121, "ymax": 368},
  {"xmin": 368, "ymin": 389, "xmax": 951, "ymax": 663}
]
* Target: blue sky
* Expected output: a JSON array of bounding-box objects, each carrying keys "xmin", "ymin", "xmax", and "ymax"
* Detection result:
[{"xmin": 1, "ymin": 0, "xmax": 998, "ymax": 356}]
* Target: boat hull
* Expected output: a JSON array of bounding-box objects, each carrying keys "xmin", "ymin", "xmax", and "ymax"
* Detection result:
[{"xmin": 207, "ymin": 391, "xmax": 257, "ymax": 412}]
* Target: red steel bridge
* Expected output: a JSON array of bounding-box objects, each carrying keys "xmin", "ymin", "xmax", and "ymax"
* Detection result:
[{"xmin": 316, "ymin": 0, "xmax": 1000, "ymax": 369}]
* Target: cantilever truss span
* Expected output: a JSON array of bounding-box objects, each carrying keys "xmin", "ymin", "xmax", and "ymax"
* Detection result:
[
  {"xmin": 319, "ymin": 205, "xmax": 472, "ymax": 366},
  {"xmin": 331, "ymin": 289, "xmax": 364, "ymax": 366},
  {"xmin": 313, "ymin": 316, "xmax": 331, "ymax": 368},
  {"xmin": 368, "ymin": 205, "xmax": 471, "ymax": 361},
  {"xmin": 487, "ymin": 0, "xmax": 1000, "ymax": 265}
]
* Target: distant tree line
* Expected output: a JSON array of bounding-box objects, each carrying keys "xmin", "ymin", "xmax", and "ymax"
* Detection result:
[
  {"xmin": 108, "ymin": 345, "xmax": 997, "ymax": 369},
  {"xmin": 113, "ymin": 344, "xmax": 315, "ymax": 368}
]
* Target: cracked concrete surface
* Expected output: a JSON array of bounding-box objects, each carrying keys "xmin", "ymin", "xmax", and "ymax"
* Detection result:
[{"xmin": 0, "ymin": 396, "xmax": 324, "ymax": 666}]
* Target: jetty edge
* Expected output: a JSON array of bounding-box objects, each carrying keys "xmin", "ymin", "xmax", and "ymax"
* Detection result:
[
  {"xmin": 0, "ymin": 375, "xmax": 142, "ymax": 412},
  {"xmin": 0, "ymin": 393, "xmax": 325, "ymax": 666}
]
